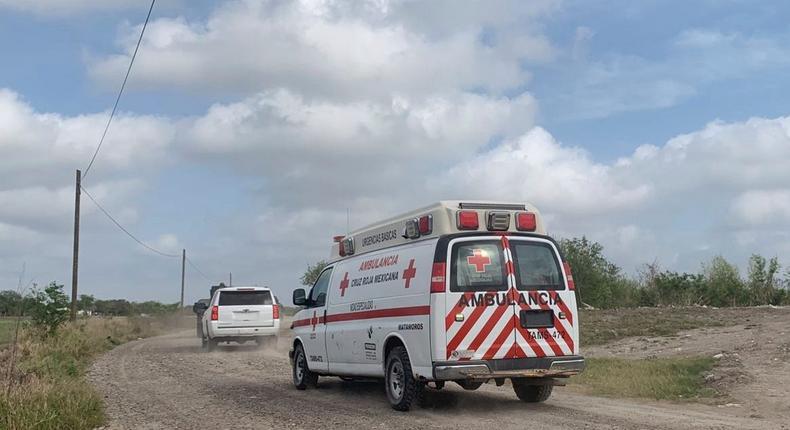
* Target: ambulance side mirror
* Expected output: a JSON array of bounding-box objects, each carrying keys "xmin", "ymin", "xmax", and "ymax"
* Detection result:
[{"xmin": 293, "ymin": 289, "xmax": 307, "ymax": 306}]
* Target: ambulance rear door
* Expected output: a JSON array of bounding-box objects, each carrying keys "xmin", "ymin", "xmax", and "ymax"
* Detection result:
[
  {"xmin": 508, "ymin": 236, "xmax": 578, "ymax": 359},
  {"xmin": 442, "ymin": 236, "xmax": 519, "ymax": 362}
]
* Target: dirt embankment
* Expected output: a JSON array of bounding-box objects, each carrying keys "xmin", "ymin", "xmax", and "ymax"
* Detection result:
[
  {"xmin": 89, "ymin": 309, "xmax": 790, "ymax": 430},
  {"xmin": 584, "ymin": 306, "xmax": 790, "ymax": 424}
]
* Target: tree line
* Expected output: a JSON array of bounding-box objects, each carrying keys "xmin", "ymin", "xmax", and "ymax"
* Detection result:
[
  {"xmin": 299, "ymin": 237, "xmax": 790, "ymax": 310},
  {"xmin": 560, "ymin": 237, "xmax": 790, "ymax": 309},
  {"xmin": 0, "ymin": 285, "xmax": 179, "ymax": 317}
]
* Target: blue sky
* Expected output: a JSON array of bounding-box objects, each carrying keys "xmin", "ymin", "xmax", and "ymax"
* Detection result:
[{"xmin": 1, "ymin": 0, "xmax": 789, "ymax": 303}]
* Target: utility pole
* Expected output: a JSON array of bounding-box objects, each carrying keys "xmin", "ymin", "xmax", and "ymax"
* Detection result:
[
  {"xmin": 70, "ymin": 169, "xmax": 81, "ymax": 321},
  {"xmin": 180, "ymin": 249, "xmax": 186, "ymax": 308},
  {"xmin": 229, "ymin": 272, "xmax": 232, "ymax": 287}
]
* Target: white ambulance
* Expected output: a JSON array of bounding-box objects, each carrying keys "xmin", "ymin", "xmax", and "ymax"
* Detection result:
[{"xmin": 289, "ymin": 201, "xmax": 584, "ymax": 410}]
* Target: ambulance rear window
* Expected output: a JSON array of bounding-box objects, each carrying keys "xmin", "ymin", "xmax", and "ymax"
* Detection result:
[
  {"xmin": 450, "ymin": 241, "xmax": 506, "ymax": 292},
  {"xmin": 511, "ymin": 242, "xmax": 563, "ymax": 290}
]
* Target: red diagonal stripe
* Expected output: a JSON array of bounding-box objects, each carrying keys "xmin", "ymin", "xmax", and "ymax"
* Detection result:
[
  {"xmin": 445, "ymin": 292, "xmax": 473, "ymax": 329},
  {"xmin": 511, "ymin": 342, "xmax": 528, "ymax": 358},
  {"xmin": 553, "ymin": 317, "xmax": 575, "ymax": 353},
  {"xmin": 482, "ymin": 315, "xmax": 517, "ymax": 360},
  {"xmin": 516, "ymin": 324, "xmax": 546, "ymax": 357},
  {"xmin": 446, "ymin": 301, "xmax": 489, "ymax": 354},
  {"xmin": 538, "ymin": 328, "xmax": 565, "ymax": 356},
  {"xmin": 530, "ymin": 300, "xmax": 568, "ymax": 356},
  {"xmin": 520, "ymin": 300, "xmax": 573, "ymax": 355},
  {"xmin": 465, "ymin": 301, "xmax": 511, "ymax": 354},
  {"xmin": 551, "ymin": 291, "xmax": 574, "ymax": 326}
]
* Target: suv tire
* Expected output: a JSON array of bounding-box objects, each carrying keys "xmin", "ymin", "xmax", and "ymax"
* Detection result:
[
  {"xmin": 512, "ymin": 379, "xmax": 553, "ymax": 403},
  {"xmin": 385, "ymin": 346, "xmax": 423, "ymax": 411},
  {"xmin": 293, "ymin": 344, "xmax": 318, "ymax": 390}
]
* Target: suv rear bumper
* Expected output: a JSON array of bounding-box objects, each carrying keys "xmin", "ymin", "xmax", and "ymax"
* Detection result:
[
  {"xmin": 209, "ymin": 324, "xmax": 279, "ymax": 339},
  {"xmin": 433, "ymin": 356, "xmax": 585, "ymax": 380}
]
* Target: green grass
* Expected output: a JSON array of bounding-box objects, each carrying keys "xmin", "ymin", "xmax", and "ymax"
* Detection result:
[
  {"xmin": 0, "ymin": 316, "xmax": 182, "ymax": 430},
  {"xmin": 570, "ymin": 357, "xmax": 717, "ymax": 400}
]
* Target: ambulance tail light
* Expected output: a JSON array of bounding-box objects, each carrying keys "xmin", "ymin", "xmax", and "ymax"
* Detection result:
[
  {"xmin": 430, "ymin": 263, "xmax": 446, "ymax": 293},
  {"xmin": 418, "ymin": 214, "xmax": 433, "ymax": 235},
  {"xmin": 563, "ymin": 262, "xmax": 575, "ymax": 290},
  {"xmin": 272, "ymin": 304, "xmax": 280, "ymax": 319},
  {"xmin": 456, "ymin": 211, "xmax": 479, "ymax": 230},
  {"xmin": 515, "ymin": 212, "xmax": 537, "ymax": 231},
  {"xmin": 211, "ymin": 305, "xmax": 219, "ymax": 321}
]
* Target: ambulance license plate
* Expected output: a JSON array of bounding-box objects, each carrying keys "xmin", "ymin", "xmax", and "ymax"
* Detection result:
[{"xmin": 519, "ymin": 310, "xmax": 554, "ymax": 328}]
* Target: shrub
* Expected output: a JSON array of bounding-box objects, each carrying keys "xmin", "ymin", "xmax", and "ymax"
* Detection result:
[{"xmin": 29, "ymin": 283, "xmax": 69, "ymax": 337}]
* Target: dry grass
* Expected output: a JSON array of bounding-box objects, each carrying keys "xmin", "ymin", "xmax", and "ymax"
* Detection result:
[
  {"xmin": 0, "ymin": 316, "xmax": 182, "ymax": 430},
  {"xmin": 577, "ymin": 306, "xmax": 759, "ymax": 346},
  {"xmin": 0, "ymin": 319, "xmax": 19, "ymax": 345},
  {"xmin": 570, "ymin": 357, "xmax": 717, "ymax": 400}
]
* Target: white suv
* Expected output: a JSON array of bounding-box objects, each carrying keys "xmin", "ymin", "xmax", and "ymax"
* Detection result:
[{"xmin": 201, "ymin": 286, "xmax": 280, "ymax": 351}]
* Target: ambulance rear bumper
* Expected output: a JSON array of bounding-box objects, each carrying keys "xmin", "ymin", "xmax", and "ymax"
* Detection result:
[{"xmin": 433, "ymin": 356, "xmax": 585, "ymax": 380}]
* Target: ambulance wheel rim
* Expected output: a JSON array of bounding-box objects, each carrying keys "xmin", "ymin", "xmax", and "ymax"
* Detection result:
[
  {"xmin": 389, "ymin": 361, "xmax": 405, "ymax": 400},
  {"xmin": 295, "ymin": 351, "xmax": 306, "ymax": 382}
]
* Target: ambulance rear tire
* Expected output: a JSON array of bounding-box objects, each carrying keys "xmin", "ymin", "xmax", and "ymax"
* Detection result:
[
  {"xmin": 293, "ymin": 344, "xmax": 318, "ymax": 390},
  {"xmin": 385, "ymin": 346, "xmax": 422, "ymax": 411},
  {"xmin": 512, "ymin": 379, "xmax": 553, "ymax": 403}
]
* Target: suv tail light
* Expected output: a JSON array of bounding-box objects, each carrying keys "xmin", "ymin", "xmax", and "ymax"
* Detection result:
[
  {"xmin": 515, "ymin": 212, "xmax": 537, "ymax": 231},
  {"xmin": 456, "ymin": 210, "xmax": 479, "ymax": 230},
  {"xmin": 430, "ymin": 263, "xmax": 446, "ymax": 293},
  {"xmin": 272, "ymin": 304, "xmax": 280, "ymax": 319},
  {"xmin": 563, "ymin": 262, "xmax": 575, "ymax": 290},
  {"xmin": 210, "ymin": 305, "xmax": 219, "ymax": 321}
]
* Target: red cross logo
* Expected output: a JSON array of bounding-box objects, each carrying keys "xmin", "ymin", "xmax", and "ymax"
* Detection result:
[
  {"xmin": 402, "ymin": 259, "xmax": 417, "ymax": 289},
  {"xmin": 467, "ymin": 249, "xmax": 491, "ymax": 273},
  {"xmin": 311, "ymin": 310, "xmax": 318, "ymax": 332},
  {"xmin": 339, "ymin": 272, "xmax": 350, "ymax": 297}
]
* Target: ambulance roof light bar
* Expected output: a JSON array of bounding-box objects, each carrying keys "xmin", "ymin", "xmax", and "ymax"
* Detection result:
[{"xmin": 458, "ymin": 202, "xmax": 526, "ymax": 211}]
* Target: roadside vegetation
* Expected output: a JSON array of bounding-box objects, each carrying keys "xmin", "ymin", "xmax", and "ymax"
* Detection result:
[
  {"xmin": 571, "ymin": 357, "xmax": 717, "ymax": 400},
  {"xmin": 0, "ymin": 282, "xmax": 181, "ymax": 430},
  {"xmin": 560, "ymin": 237, "xmax": 790, "ymax": 309}
]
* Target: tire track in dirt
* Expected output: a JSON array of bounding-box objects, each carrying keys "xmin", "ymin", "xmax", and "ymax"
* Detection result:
[{"xmin": 89, "ymin": 330, "xmax": 778, "ymax": 429}]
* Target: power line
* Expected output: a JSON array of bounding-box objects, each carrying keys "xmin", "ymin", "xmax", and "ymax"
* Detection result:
[
  {"xmin": 186, "ymin": 257, "xmax": 218, "ymax": 283},
  {"xmin": 83, "ymin": 0, "xmax": 156, "ymax": 180},
  {"xmin": 80, "ymin": 184, "xmax": 180, "ymax": 258}
]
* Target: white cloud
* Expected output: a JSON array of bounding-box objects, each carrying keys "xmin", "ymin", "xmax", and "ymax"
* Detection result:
[
  {"xmin": 88, "ymin": 0, "xmax": 556, "ymax": 98},
  {"xmin": 180, "ymin": 89, "xmax": 537, "ymax": 208},
  {"xmin": 0, "ymin": 89, "xmax": 174, "ymax": 190},
  {"xmin": 431, "ymin": 115, "xmax": 790, "ymax": 272},
  {"xmin": 731, "ymin": 190, "xmax": 790, "ymax": 226},
  {"xmin": 435, "ymin": 127, "xmax": 651, "ymax": 215}
]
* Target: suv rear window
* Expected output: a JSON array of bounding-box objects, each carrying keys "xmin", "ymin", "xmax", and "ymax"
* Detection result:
[
  {"xmin": 512, "ymin": 242, "xmax": 563, "ymax": 290},
  {"xmin": 218, "ymin": 291, "xmax": 273, "ymax": 306},
  {"xmin": 450, "ymin": 241, "xmax": 506, "ymax": 292}
]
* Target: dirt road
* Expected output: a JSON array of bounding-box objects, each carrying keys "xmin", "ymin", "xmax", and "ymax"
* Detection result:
[{"xmin": 89, "ymin": 323, "xmax": 786, "ymax": 430}]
